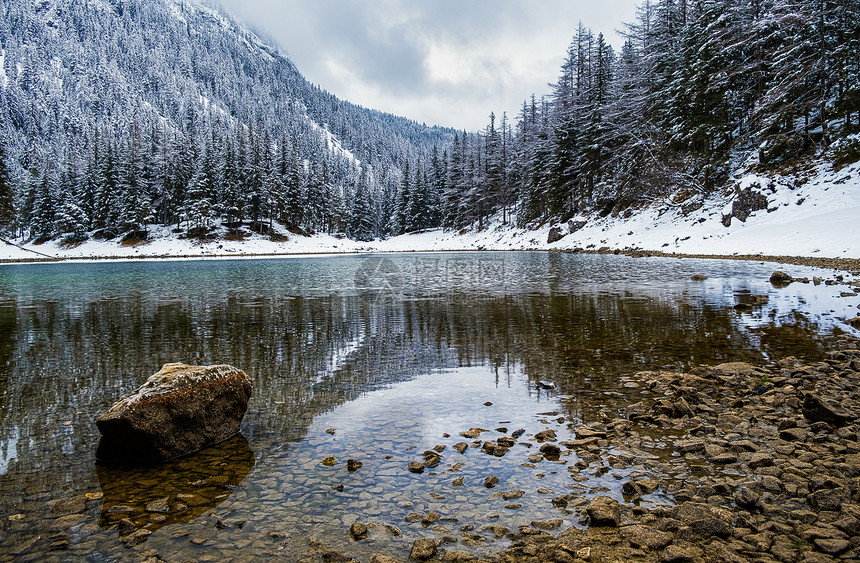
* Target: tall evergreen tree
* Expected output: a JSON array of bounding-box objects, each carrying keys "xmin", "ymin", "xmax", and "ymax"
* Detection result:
[
  {"xmin": 349, "ymin": 168, "xmax": 375, "ymax": 241},
  {"xmin": 281, "ymin": 135, "xmax": 305, "ymax": 228},
  {"xmin": 0, "ymin": 143, "xmax": 15, "ymax": 233}
]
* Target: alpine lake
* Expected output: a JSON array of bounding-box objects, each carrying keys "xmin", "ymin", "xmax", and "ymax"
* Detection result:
[{"xmin": 0, "ymin": 251, "xmax": 858, "ymax": 562}]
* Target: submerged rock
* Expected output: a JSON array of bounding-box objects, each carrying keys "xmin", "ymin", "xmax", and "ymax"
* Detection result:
[
  {"xmin": 349, "ymin": 522, "xmax": 368, "ymax": 540},
  {"xmin": 459, "ymin": 427, "xmax": 488, "ymax": 439},
  {"xmin": 410, "ymin": 538, "xmax": 438, "ymax": 561},
  {"xmin": 96, "ymin": 363, "xmax": 252, "ymax": 464},
  {"xmin": 483, "ymin": 476, "xmax": 500, "ymax": 488},
  {"xmin": 769, "ymin": 270, "xmax": 793, "ymax": 285}
]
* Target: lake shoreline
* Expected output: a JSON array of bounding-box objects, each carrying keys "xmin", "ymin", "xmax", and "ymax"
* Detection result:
[
  {"xmin": 2, "ymin": 246, "xmax": 860, "ymax": 275},
  {"xmin": 307, "ymin": 334, "xmax": 860, "ymax": 563},
  {"xmin": 2, "ymin": 253, "xmax": 859, "ymax": 562}
]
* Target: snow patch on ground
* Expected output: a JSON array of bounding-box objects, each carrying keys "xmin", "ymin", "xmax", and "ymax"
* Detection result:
[
  {"xmin": 311, "ymin": 121, "xmax": 361, "ymax": 168},
  {"xmin": 2, "ymin": 160, "xmax": 858, "ymax": 263},
  {"xmin": 373, "ymin": 160, "xmax": 859, "ymax": 259},
  {"xmin": 0, "ymin": 225, "xmax": 369, "ymax": 262},
  {"xmin": 0, "ymin": 49, "xmax": 7, "ymax": 89}
]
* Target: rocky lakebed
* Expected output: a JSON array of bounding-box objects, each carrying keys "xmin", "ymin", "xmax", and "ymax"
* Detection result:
[
  {"xmin": 52, "ymin": 333, "xmax": 860, "ymax": 563},
  {"xmin": 291, "ymin": 333, "xmax": 860, "ymax": 563},
  {"xmin": 2, "ymin": 266, "xmax": 860, "ymax": 563}
]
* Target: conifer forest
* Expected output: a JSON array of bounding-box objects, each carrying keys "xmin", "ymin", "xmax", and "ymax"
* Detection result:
[{"xmin": 0, "ymin": 0, "xmax": 858, "ymax": 244}]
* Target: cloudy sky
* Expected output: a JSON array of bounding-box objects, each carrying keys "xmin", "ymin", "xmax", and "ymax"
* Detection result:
[{"xmin": 217, "ymin": 1, "xmax": 640, "ymax": 131}]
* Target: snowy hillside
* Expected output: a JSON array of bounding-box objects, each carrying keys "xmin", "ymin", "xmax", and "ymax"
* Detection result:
[
  {"xmin": 434, "ymin": 160, "xmax": 860, "ymax": 259},
  {"xmin": 2, "ymin": 158, "xmax": 858, "ymax": 262},
  {"xmin": 0, "ymin": 0, "xmax": 453, "ymax": 244},
  {"xmin": 0, "ymin": 0, "xmax": 857, "ymax": 258}
]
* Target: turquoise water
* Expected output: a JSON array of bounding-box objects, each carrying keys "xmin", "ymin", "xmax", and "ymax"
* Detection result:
[{"xmin": 0, "ymin": 252, "xmax": 856, "ymax": 561}]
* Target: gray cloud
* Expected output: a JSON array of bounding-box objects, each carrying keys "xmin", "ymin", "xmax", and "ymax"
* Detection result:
[{"xmin": 217, "ymin": 0, "xmax": 640, "ymax": 130}]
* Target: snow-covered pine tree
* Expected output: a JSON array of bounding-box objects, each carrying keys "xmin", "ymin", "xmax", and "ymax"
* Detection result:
[
  {"xmin": 30, "ymin": 166, "xmax": 57, "ymax": 240},
  {"xmin": 185, "ymin": 165, "xmax": 213, "ymax": 232},
  {"xmin": 444, "ymin": 135, "xmax": 465, "ymax": 228},
  {"xmin": 281, "ymin": 134, "xmax": 305, "ymax": 229},
  {"xmin": 116, "ymin": 123, "xmax": 152, "ymax": 236},
  {"xmin": 393, "ymin": 158, "xmax": 412, "ymax": 234},
  {"xmin": 349, "ymin": 168, "xmax": 376, "ymax": 241},
  {"xmin": 406, "ymin": 159, "xmax": 427, "ymax": 232},
  {"xmin": 220, "ymin": 136, "xmax": 243, "ymax": 228},
  {"xmin": 0, "ymin": 142, "xmax": 16, "ymax": 233}
]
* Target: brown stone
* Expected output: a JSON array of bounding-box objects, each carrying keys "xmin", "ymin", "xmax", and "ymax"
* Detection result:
[
  {"xmin": 808, "ymin": 488, "xmax": 848, "ymax": 511},
  {"xmin": 47, "ymin": 496, "xmax": 88, "ymax": 517},
  {"xmin": 622, "ymin": 524, "xmax": 673, "ymax": 550},
  {"xmin": 586, "ymin": 496, "xmax": 620, "ymax": 526},
  {"xmin": 623, "ymin": 479, "xmax": 659, "ymax": 497},
  {"xmin": 813, "ymin": 538, "xmax": 850, "ymax": 555},
  {"xmin": 96, "ymin": 363, "xmax": 252, "ymax": 464},
  {"xmin": 350, "ymin": 522, "xmax": 368, "ymax": 540},
  {"xmin": 459, "ymin": 428, "xmax": 487, "ymax": 439},
  {"xmin": 802, "ymin": 393, "xmax": 855, "ymax": 427},
  {"xmin": 661, "ymin": 544, "xmax": 694, "ymax": 563},
  {"xmin": 671, "ymin": 502, "xmax": 733, "ymax": 538},
  {"xmin": 144, "ymin": 497, "xmax": 170, "ymax": 513},
  {"xmin": 49, "ymin": 514, "xmax": 90, "ymax": 531},
  {"xmin": 120, "ymin": 528, "xmax": 152, "ymax": 546},
  {"xmin": 410, "ymin": 538, "xmax": 438, "ymax": 561},
  {"xmin": 712, "ymin": 362, "xmax": 768, "ymax": 379},
  {"xmin": 770, "ymin": 270, "xmax": 793, "ymax": 285},
  {"xmin": 779, "ymin": 427, "xmax": 808, "ymax": 442},
  {"xmin": 747, "ymin": 453, "xmax": 774, "ymax": 468},
  {"xmin": 530, "ymin": 519, "xmax": 563, "ymax": 530}
]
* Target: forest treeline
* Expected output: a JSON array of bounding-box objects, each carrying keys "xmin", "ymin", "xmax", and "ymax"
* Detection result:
[{"xmin": 0, "ymin": 0, "xmax": 858, "ymax": 243}]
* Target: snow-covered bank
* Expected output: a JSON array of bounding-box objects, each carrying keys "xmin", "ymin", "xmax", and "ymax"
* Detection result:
[
  {"xmin": 374, "ymin": 160, "xmax": 860, "ymax": 259},
  {"xmin": 0, "ymin": 228, "xmax": 370, "ymax": 262},
  {"xmin": 2, "ymin": 160, "xmax": 859, "ymax": 264}
]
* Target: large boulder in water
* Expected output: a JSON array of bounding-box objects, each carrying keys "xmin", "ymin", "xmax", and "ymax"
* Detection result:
[{"xmin": 96, "ymin": 363, "xmax": 252, "ymax": 464}]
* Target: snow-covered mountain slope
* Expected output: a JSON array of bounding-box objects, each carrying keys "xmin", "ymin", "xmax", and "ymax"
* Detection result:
[
  {"xmin": 0, "ymin": 0, "xmax": 451, "ymax": 221},
  {"xmin": 1, "ymin": 0, "xmax": 856, "ymax": 261}
]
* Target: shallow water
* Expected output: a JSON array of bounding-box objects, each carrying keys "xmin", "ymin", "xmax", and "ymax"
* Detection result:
[{"xmin": 0, "ymin": 252, "xmax": 857, "ymax": 561}]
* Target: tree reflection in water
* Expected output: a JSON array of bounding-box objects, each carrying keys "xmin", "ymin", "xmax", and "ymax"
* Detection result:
[{"xmin": 0, "ymin": 253, "xmax": 845, "ymax": 559}]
